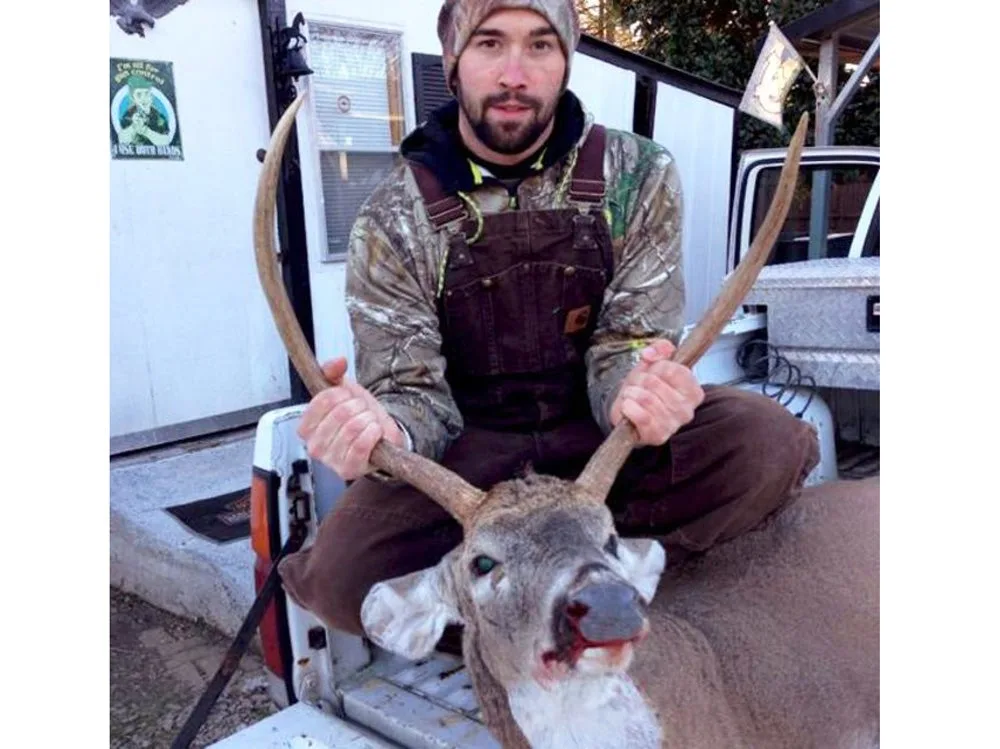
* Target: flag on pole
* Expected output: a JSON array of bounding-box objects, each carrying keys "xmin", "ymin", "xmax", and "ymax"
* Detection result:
[{"xmin": 739, "ymin": 22, "xmax": 811, "ymax": 129}]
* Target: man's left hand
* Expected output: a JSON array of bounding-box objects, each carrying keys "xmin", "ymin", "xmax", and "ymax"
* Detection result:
[{"xmin": 609, "ymin": 339, "xmax": 705, "ymax": 446}]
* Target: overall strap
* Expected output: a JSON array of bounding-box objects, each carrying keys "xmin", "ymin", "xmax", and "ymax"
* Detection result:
[
  {"xmin": 568, "ymin": 124, "xmax": 607, "ymax": 205},
  {"xmin": 408, "ymin": 161, "xmax": 469, "ymax": 230},
  {"xmin": 566, "ymin": 125, "xmax": 613, "ymax": 277}
]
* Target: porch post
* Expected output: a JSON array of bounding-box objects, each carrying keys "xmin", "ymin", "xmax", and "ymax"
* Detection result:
[
  {"xmin": 257, "ymin": 0, "xmax": 316, "ymax": 405},
  {"xmin": 808, "ymin": 34, "xmax": 839, "ymax": 259}
]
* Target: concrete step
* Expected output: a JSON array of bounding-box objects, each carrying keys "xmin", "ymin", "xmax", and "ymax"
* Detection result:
[{"xmin": 110, "ymin": 428, "xmax": 259, "ymax": 638}]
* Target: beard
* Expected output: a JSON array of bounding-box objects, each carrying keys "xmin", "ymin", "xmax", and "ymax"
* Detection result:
[{"xmin": 457, "ymin": 87, "xmax": 557, "ymax": 156}]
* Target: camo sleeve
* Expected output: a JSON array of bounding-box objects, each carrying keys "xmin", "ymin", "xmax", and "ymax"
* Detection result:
[
  {"xmin": 345, "ymin": 201, "xmax": 464, "ymax": 462},
  {"xmin": 585, "ymin": 132, "xmax": 685, "ymax": 434}
]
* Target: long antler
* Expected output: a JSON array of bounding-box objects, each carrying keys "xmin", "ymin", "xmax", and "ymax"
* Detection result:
[
  {"xmin": 253, "ymin": 90, "xmax": 485, "ymax": 527},
  {"xmin": 575, "ymin": 112, "xmax": 811, "ymax": 502}
]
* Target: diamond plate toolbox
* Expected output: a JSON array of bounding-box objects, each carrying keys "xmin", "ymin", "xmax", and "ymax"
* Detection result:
[{"xmin": 744, "ymin": 257, "xmax": 880, "ymax": 390}]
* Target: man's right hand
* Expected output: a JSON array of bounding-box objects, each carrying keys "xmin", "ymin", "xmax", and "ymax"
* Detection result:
[{"xmin": 297, "ymin": 358, "xmax": 405, "ymax": 481}]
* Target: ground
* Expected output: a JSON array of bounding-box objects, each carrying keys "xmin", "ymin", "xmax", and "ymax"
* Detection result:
[{"xmin": 110, "ymin": 586, "xmax": 279, "ymax": 748}]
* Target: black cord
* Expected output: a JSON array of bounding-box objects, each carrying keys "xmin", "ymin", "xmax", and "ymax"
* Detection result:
[
  {"xmin": 735, "ymin": 339, "xmax": 817, "ymax": 418},
  {"xmin": 170, "ymin": 531, "xmax": 304, "ymax": 749}
]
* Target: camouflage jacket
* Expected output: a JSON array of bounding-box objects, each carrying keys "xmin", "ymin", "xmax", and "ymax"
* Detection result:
[{"xmin": 345, "ymin": 92, "xmax": 684, "ymax": 461}]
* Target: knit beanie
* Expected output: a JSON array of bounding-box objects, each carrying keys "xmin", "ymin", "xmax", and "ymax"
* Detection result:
[{"xmin": 437, "ymin": 0, "xmax": 580, "ymax": 94}]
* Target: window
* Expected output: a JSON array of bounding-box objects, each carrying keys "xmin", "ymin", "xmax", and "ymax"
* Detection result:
[
  {"xmin": 750, "ymin": 164, "xmax": 879, "ymax": 265},
  {"xmin": 307, "ymin": 23, "xmax": 405, "ymax": 261}
]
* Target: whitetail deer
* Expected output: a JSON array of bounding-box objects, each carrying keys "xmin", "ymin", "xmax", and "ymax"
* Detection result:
[{"xmin": 253, "ymin": 94, "xmax": 879, "ymax": 748}]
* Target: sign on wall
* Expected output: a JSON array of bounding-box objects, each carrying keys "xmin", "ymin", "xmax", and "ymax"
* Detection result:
[{"xmin": 110, "ymin": 58, "xmax": 184, "ymax": 160}]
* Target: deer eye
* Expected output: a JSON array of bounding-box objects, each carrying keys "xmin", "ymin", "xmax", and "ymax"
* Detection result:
[
  {"xmin": 472, "ymin": 555, "xmax": 499, "ymax": 576},
  {"xmin": 604, "ymin": 534, "xmax": 620, "ymax": 558}
]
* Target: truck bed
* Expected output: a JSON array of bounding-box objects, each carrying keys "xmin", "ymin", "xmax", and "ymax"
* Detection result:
[
  {"xmin": 338, "ymin": 649, "xmax": 498, "ymax": 749},
  {"xmin": 209, "ymin": 649, "xmax": 497, "ymax": 749}
]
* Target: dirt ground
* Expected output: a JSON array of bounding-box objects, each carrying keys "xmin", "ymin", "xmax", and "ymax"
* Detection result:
[{"xmin": 110, "ymin": 586, "xmax": 278, "ymax": 748}]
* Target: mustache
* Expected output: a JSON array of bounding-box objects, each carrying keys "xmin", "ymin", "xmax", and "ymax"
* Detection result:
[{"xmin": 482, "ymin": 92, "xmax": 543, "ymax": 111}]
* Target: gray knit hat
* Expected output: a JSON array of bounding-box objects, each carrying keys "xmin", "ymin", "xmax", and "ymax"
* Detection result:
[{"xmin": 437, "ymin": 0, "xmax": 581, "ymax": 94}]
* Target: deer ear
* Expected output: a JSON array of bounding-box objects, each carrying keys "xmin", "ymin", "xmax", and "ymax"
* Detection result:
[
  {"xmin": 360, "ymin": 554, "xmax": 463, "ymax": 660},
  {"xmin": 616, "ymin": 538, "xmax": 666, "ymax": 604}
]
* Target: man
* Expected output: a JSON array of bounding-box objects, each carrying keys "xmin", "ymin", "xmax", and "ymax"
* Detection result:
[
  {"xmin": 119, "ymin": 74, "xmax": 171, "ymax": 147},
  {"xmin": 278, "ymin": 0, "xmax": 819, "ymax": 640}
]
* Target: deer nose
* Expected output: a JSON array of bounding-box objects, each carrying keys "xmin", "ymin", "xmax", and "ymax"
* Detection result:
[{"xmin": 562, "ymin": 582, "xmax": 646, "ymax": 644}]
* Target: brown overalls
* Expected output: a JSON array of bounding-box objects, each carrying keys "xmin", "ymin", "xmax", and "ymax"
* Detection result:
[{"xmin": 279, "ymin": 126, "xmax": 820, "ymax": 637}]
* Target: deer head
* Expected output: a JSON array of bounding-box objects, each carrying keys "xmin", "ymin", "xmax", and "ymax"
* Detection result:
[
  {"xmin": 254, "ymin": 89, "xmax": 809, "ymax": 738},
  {"xmin": 362, "ymin": 472, "xmax": 667, "ymax": 680}
]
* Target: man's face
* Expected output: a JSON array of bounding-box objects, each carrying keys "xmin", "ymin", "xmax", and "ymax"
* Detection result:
[
  {"xmin": 454, "ymin": 9, "xmax": 567, "ymax": 156},
  {"xmin": 132, "ymin": 87, "xmax": 154, "ymax": 114}
]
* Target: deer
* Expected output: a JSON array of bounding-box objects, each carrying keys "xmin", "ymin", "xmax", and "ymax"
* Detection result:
[{"xmin": 252, "ymin": 93, "xmax": 879, "ymax": 749}]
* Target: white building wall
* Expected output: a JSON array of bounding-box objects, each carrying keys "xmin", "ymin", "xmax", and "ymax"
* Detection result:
[
  {"xmin": 653, "ymin": 84, "xmax": 735, "ymax": 325},
  {"xmin": 567, "ymin": 52, "xmax": 636, "ymax": 132},
  {"xmin": 110, "ymin": 0, "xmax": 291, "ymax": 447}
]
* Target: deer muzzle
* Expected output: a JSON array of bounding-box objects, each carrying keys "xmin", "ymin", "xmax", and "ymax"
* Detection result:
[{"xmin": 558, "ymin": 580, "xmax": 648, "ymax": 647}]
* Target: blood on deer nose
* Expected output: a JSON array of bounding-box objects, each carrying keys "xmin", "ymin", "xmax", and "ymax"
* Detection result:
[{"xmin": 563, "ymin": 582, "xmax": 646, "ymax": 644}]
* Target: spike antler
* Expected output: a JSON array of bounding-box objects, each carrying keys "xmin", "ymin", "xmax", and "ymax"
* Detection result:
[
  {"xmin": 575, "ymin": 112, "xmax": 812, "ymax": 502},
  {"xmin": 253, "ymin": 90, "xmax": 485, "ymax": 528}
]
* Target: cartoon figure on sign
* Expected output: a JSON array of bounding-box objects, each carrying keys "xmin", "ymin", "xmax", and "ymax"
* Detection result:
[
  {"xmin": 113, "ymin": 74, "xmax": 174, "ymax": 147},
  {"xmin": 738, "ymin": 24, "xmax": 807, "ymax": 130},
  {"xmin": 754, "ymin": 46, "xmax": 802, "ymax": 118}
]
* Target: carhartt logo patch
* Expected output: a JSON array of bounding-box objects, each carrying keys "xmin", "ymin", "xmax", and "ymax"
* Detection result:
[{"xmin": 564, "ymin": 305, "xmax": 592, "ymax": 334}]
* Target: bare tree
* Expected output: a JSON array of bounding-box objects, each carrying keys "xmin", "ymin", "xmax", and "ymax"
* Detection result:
[{"xmin": 576, "ymin": 0, "xmax": 641, "ymax": 50}]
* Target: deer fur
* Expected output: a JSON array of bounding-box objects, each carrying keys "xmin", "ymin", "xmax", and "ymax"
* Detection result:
[{"xmin": 362, "ymin": 473, "xmax": 879, "ymax": 749}]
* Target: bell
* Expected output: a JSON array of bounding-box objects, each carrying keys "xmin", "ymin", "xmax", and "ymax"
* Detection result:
[
  {"xmin": 274, "ymin": 13, "xmax": 314, "ymax": 81},
  {"xmin": 278, "ymin": 47, "xmax": 313, "ymax": 80}
]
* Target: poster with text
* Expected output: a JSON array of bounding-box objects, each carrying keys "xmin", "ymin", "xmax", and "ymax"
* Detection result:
[{"xmin": 110, "ymin": 58, "xmax": 184, "ymax": 160}]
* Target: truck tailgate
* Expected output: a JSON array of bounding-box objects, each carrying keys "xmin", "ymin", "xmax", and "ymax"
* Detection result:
[{"xmin": 207, "ymin": 701, "xmax": 397, "ymax": 748}]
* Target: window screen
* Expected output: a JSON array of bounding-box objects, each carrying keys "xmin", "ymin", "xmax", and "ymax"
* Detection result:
[
  {"xmin": 307, "ymin": 23, "xmax": 404, "ymax": 260},
  {"xmin": 318, "ymin": 150, "xmax": 400, "ymax": 258}
]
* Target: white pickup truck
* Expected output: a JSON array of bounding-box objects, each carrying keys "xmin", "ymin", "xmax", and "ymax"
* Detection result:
[{"xmin": 206, "ymin": 141, "xmax": 880, "ymax": 748}]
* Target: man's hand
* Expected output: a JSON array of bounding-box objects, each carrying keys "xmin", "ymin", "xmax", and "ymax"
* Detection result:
[
  {"xmin": 297, "ymin": 358, "xmax": 405, "ymax": 480},
  {"xmin": 609, "ymin": 339, "xmax": 704, "ymax": 446}
]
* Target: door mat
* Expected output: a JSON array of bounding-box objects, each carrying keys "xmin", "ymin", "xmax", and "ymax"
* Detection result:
[{"xmin": 165, "ymin": 488, "xmax": 251, "ymax": 543}]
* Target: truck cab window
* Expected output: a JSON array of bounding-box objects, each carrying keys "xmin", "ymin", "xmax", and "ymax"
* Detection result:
[{"xmin": 750, "ymin": 164, "xmax": 879, "ymax": 265}]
